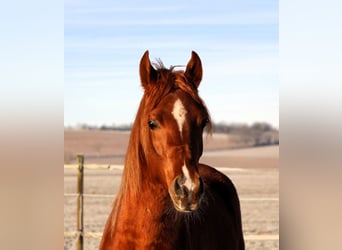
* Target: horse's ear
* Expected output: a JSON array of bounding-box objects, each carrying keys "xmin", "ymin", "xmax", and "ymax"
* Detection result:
[
  {"xmin": 139, "ymin": 50, "xmax": 158, "ymax": 89},
  {"xmin": 185, "ymin": 51, "xmax": 203, "ymax": 88}
]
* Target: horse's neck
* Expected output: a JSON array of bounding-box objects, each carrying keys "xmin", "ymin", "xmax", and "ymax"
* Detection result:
[
  {"xmin": 117, "ymin": 183, "xmax": 172, "ymax": 229},
  {"xmin": 112, "ymin": 183, "xmax": 183, "ymax": 249}
]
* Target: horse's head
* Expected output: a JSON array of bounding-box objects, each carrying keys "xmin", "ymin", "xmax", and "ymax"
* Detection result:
[{"xmin": 138, "ymin": 51, "xmax": 210, "ymax": 212}]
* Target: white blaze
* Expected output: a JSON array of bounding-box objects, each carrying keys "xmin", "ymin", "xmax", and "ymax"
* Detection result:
[
  {"xmin": 172, "ymin": 98, "xmax": 187, "ymax": 137},
  {"xmin": 172, "ymin": 100, "xmax": 193, "ymax": 190},
  {"xmin": 182, "ymin": 165, "xmax": 193, "ymax": 190}
]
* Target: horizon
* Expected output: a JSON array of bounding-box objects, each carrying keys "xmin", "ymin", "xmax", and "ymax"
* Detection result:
[
  {"xmin": 64, "ymin": 0, "xmax": 278, "ymax": 128},
  {"xmin": 64, "ymin": 120, "xmax": 279, "ymax": 131}
]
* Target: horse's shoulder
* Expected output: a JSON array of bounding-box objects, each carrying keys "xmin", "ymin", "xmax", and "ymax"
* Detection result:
[
  {"xmin": 198, "ymin": 163, "xmax": 234, "ymax": 186},
  {"xmin": 198, "ymin": 164, "xmax": 244, "ymax": 249},
  {"xmin": 198, "ymin": 163, "xmax": 239, "ymax": 202}
]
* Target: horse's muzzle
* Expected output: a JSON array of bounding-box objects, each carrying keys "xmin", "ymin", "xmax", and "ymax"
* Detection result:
[{"xmin": 169, "ymin": 175, "xmax": 204, "ymax": 212}]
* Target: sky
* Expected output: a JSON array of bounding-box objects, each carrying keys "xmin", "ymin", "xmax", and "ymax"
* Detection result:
[{"xmin": 64, "ymin": 0, "xmax": 278, "ymax": 128}]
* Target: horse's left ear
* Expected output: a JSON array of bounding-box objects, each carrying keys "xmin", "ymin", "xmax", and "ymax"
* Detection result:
[{"xmin": 185, "ymin": 51, "xmax": 203, "ymax": 88}]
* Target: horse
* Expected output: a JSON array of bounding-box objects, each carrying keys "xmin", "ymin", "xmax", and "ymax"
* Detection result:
[{"xmin": 99, "ymin": 51, "xmax": 245, "ymax": 250}]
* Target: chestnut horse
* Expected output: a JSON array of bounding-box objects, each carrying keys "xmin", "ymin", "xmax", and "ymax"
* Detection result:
[{"xmin": 99, "ymin": 51, "xmax": 244, "ymax": 250}]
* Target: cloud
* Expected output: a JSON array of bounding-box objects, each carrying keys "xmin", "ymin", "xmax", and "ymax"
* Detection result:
[
  {"xmin": 65, "ymin": 14, "xmax": 277, "ymax": 27},
  {"xmin": 67, "ymin": 6, "xmax": 182, "ymax": 14},
  {"xmin": 205, "ymin": 57, "xmax": 278, "ymax": 77}
]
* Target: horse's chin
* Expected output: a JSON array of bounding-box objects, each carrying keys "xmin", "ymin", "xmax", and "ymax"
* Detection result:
[
  {"xmin": 173, "ymin": 202, "xmax": 198, "ymax": 213},
  {"xmin": 168, "ymin": 190, "xmax": 201, "ymax": 213}
]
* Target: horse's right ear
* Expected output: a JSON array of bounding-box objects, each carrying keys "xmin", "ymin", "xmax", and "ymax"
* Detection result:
[{"xmin": 139, "ymin": 50, "xmax": 158, "ymax": 89}]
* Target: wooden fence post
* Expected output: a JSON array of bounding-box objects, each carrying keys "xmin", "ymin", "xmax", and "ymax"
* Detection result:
[{"xmin": 76, "ymin": 155, "xmax": 84, "ymax": 250}]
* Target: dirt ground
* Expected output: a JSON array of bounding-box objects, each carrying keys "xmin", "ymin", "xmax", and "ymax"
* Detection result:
[
  {"xmin": 64, "ymin": 130, "xmax": 277, "ymax": 165},
  {"xmin": 64, "ymin": 130, "xmax": 279, "ymax": 249}
]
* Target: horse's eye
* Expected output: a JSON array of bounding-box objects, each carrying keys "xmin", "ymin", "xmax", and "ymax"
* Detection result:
[
  {"xmin": 201, "ymin": 118, "xmax": 209, "ymax": 128},
  {"xmin": 148, "ymin": 120, "xmax": 158, "ymax": 130}
]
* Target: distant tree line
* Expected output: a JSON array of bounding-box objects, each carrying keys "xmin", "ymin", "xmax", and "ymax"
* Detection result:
[
  {"xmin": 65, "ymin": 121, "xmax": 278, "ymax": 147},
  {"xmin": 65, "ymin": 123, "xmax": 133, "ymax": 131},
  {"xmin": 213, "ymin": 122, "xmax": 279, "ymax": 147},
  {"xmin": 98, "ymin": 124, "xmax": 133, "ymax": 131}
]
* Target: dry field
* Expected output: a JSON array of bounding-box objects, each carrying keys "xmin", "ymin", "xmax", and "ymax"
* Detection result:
[{"xmin": 64, "ymin": 130, "xmax": 279, "ymax": 249}]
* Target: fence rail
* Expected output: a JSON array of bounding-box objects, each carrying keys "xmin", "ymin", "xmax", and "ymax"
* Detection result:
[
  {"xmin": 64, "ymin": 163, "xmax": 124, "ymax": 170},
  {"xmin": 64, "ymin": 155, "xmax": 279, "ymax": 250},
  {"xmin": 64, "ymin": 192, "xmax": 278, "ymax": 201},
  {"xmin": 64, "ymin": 231, "xmax": 279, "ymax": 241}
]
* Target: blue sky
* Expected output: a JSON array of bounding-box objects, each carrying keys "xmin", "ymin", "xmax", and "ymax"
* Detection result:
[{"xmin": 64, "ymin": 0, "xmax": 278, "ymax": 128}]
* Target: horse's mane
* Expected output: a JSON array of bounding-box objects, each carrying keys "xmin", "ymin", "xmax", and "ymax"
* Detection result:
[{"xmin": 110, "ymin": 60, "xmax": 212, "ymax": 230}]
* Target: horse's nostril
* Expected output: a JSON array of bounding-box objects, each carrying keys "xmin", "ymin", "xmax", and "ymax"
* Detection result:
[
  {"xmin": 170, "ymin": 175, "xmax": 204, "ymax": 212},
  {"xmin": 174, "ymin": 177, "xmax": 192, "ymax": 197},
  {"xmin": 182, "ymin": 185, "xmax": 190, "ymax": 196},
  {"xmin": 174, "ymin": 177, "xmax": 184, "ymax": 196}
]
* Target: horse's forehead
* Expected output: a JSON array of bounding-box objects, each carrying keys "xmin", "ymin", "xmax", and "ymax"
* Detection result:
[
  {"xmin": 156, "ymin": 89, "xmax": 200, "ymax": 118},
  {"xmin": 171, "ymin": 98, "xmax": 187, "ymax": 135}
]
